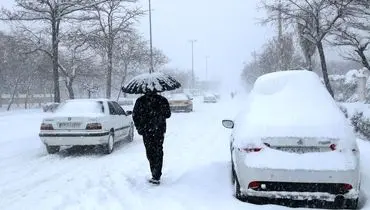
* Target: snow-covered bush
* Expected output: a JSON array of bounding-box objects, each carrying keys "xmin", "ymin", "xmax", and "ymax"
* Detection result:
[
  {"xmin": 329, "ymin": 70, "xmax": 359, "ymax": 102},
  {"xmin": 338, "ymin": 104, "xmax": 349, "ymax": 118},
  {"xmin": 366, "ymin": 78, "xmax": 370, "ymax": 103},
  {"xmin": 350, "ymin": 111, "xmax": 370, "ymax": 140}
]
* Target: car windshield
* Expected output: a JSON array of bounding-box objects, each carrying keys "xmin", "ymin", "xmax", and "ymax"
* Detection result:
[{"xmin": 55, "ymin": 101, "xmax": 103, "ymax": 114}]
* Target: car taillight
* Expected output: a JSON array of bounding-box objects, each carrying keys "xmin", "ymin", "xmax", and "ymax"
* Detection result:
[
  {"xmin": 248, "ymin": 181, "xmax": 261, "ymax": 189},
  {"xmin": 86, "ymin": 123, "xmax": 102, "ymax": 130},
  {"xmin": 40, "ymin": 123, "xmax": 54, "ymax": 130},
  {"xmin": 343, "ymin": 184, "xmax": 353, "ymax": 191},
  {"xmin": 330, "ymin": 144, "xmax": 337, "ymax": 151},
  {"xmin": 239, "ymin": 148, "xmax": 262, "ymax": 153}
]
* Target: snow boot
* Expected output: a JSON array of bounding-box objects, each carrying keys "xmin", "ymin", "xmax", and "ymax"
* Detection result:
[{"xmin": 148, "ymin": 178, "xmax": 160, "ymax": 185}]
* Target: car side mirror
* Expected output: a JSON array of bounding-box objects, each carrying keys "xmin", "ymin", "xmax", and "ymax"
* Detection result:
[
  {"xmin": 222, "ymin": 120, "xmax": 234, "ymax": 129},
  {"xmin": 126, "ymin": 111, "xmax": 133, "ymax": 115}
]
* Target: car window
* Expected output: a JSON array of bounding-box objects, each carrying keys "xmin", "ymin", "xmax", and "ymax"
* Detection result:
[
  {"xmin": 108, "ymin": 102, "xmax": 117, "ymax": 115},
  {"xmin": 98, "ymin": 101, "xmax": 105, "ymax": 113},
  {"xmin": 112, "ymin": 101, "xmax": 126, "ymax": 115}
]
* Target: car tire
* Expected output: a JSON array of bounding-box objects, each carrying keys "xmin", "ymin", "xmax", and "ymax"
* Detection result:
[
  {"xmin": 127, "ymin": 124, "xmax": 134, "ymax": 142},
  {"xmin": 343, "ymin": 198, "xmax": 358, "ymax": 209},
  {"xmin": 231, "ymin": 163, "xmax": 236, "ymax": 184},
  {"xmin": 104, "ymin": 132, "xmax": 115, "ymax": 154},
  {"xmin": 46, "ymin": 145, "xmax": 60, "ymax": 154},
  {"xmin": 233, "ymin": 173, "xmax": 246, "ymax": 201}
]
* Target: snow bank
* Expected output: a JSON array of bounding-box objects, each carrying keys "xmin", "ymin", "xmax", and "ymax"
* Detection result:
[{"xmin": 233, "ymin": 70, "xmax": 355, "ymax": 149}]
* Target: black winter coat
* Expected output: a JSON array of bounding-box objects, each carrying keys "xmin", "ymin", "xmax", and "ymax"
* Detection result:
[{"xmin": 133, "ymin": 93, "xmax": 171, "ymax": 135}]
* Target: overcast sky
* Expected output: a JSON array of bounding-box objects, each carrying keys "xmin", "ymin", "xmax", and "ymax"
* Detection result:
[
  {"xmin": 137, "ymin": 0, "xmax": 274, "ymax": 90},
  {"xmin": 0, "ymin": 0, "xmax": 274, "ymax": 91}
]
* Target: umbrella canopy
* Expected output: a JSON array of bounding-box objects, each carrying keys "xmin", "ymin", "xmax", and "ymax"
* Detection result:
[{"xmin": 122, "ymin": 72, "xmax": 181, "ymax": 94}]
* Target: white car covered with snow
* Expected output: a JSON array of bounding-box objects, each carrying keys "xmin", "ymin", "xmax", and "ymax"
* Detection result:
[
  {"xmin": 39, "ymin": 99, "xmax": 134, "ymax": 155},
  {"xmin": 203, "ymin": 93, "xmax": 217, "ymax": 103},
  {"xmin": 222, "ymin": 70, "xmax": 360, "ymax": 209}
]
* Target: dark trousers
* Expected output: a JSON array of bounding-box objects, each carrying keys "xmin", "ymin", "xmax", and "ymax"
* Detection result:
[{"xmin": 143, "ymin": 132, "xmax": 164, "ymax": 180}]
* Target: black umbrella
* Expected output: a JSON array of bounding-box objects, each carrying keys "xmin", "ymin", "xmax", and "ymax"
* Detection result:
[{"xmin": 122, "ymin": 72, "xmax": 181, "ymax": 94}]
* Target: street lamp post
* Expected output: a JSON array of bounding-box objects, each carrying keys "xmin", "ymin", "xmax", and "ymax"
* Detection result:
[
  {"xmin": 148, "ymin": 0, "xmax": 154, "ymax": 73},
  {"xmin": 189, "ymin": 39, "xmax": 197, "ymax": 88}
]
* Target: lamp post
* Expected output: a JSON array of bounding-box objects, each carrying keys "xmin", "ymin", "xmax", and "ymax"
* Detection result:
[
  {"xmin": 189, "ymin": 39, "xmax": 197, "ymax": 88},
  {"xmin": 148, "ymin": 0, "xmax": 154, "ymax": 73}
]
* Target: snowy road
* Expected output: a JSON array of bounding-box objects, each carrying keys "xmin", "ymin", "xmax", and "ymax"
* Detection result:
[{"xmin": 0, "ymin": 97, "xmax": 370, "ymax": 210}]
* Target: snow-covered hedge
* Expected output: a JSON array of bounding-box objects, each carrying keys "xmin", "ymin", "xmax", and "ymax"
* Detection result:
[
  {"xmin": 329, "ymin": 70, "xmax": 358, "ymax": 102},
  {"xmin": 351, "ymin": 112, "xmax": 370, "ymax": 140},
  {"xmin": 339, "ymin": 104, "xmax": 370, "ymax": 141}
]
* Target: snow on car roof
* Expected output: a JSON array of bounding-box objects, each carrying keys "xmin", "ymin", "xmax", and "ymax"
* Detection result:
[
  {"xmin": 233, "ymin": 70, "xmax": 355, "ymax": 148},
  {"xmin": 169, "ymin": 93, "xmax": 190, "ymax": 100},
  {"xmin": 54, "ymin": 100, "xmax": 105, "ymax": 117},
  {"xmin": 204, "ymin": 93, "xmax": 215, "ymax": 97}
]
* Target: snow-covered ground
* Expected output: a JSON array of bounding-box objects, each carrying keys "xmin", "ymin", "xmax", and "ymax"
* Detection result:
[{"xmin": 0, "ymin": 95, "xmax": 369, "ymax": 210}]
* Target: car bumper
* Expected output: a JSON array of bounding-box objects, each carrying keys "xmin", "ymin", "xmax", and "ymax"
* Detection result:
[
  {"xmin": 170, "ymin": 105, "xmax": 192, "ymax": 111},
  {"xmin": 234, "ymin": 158, "xmax": 360, "ymax": 202},
  {"xmin": 39, "ymin": 131, "xmax": 110, "ymax": 146}
]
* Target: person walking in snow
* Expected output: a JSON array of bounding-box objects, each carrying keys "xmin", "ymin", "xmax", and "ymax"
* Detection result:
[{"xmin": 132, "ymin": 91, "xmax": 171, "ymax": 185}]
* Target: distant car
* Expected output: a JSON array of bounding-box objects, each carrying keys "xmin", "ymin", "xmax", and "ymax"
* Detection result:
[
  {"xmin": 168, "ymin": 93, "xmax": 193, "ymax": 112},
  {"xmin": 42, "ymin": 103, "xmax": 60, "ymax": 112},
  {"xmin": 222, "ymin": 71, "xmax": 360, "ymax": 209},
  {"xmin": 39, "ymin": 99, "xmax": 134, "ymax": 155},
  {"xmin": 117, "ymin": 98, "xmax": 136, "ymax": 111},
  {"xmin": 203, "ymin": 93, "xmax": 217, "ymax": 103}
]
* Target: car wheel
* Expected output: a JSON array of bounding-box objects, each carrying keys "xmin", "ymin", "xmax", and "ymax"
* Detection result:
[
  {"xmin": 343, "ymin": 198, "xmax": 358, "ymax": 209},
  {"xmin": 231, "ymin": 159, "xmax": 236, "ymax": 184},
  {"xmin": 46, "ymin": 145, "xmax": 60, "ymax": 154},
  {"xmin": 127, "ymin": 124, "xmax": 134, "ymax": 142},
  {"xmin": 104, "ymin": 132, "xmax": 115, "ymax": 154},
  {"xmin": 233, "ymin": 174, "xmax": 246, "ymax": 201}
]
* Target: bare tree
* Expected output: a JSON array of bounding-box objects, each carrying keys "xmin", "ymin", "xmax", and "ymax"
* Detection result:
[
  {"xmin": 297, "ymin": 12, "xmax": 316, "ymax": 71},
  {"xmin": 85, "ymin": 0, "xmax": 144, "ymax": 99},
  {"xmin": 113, "ymin": 32, "xmax": 169, "ymax": 100},
  {"xmin": 241, "ymin": 35, "xmax": 304, "ymax": 88},
  {"xmin": 331, "ymin": 2, "xmax": 370, "ymax": 70},
  {"xmin": 58, "ymin": 31, "xmax": 94, "ymax": 99},
  {"xmin": 332, "ymin": 27, "xmax": 369, "ymax": 70},
  {"xmin": 1, "ymin": 0, "xmax": 108, "ymax": 102},
  {"xmin": 262, "ymin": 0, "xmax": 357, "ymax": 97}
]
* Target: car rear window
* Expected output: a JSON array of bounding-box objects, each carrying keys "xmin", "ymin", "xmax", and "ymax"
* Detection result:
[
  {"xmin": 170, "ymin": 94, "xmax": 189, "ymax": 100},
  {"xmin": 55, "ymin": 101, "xmax": 104, "ymax": 114}
]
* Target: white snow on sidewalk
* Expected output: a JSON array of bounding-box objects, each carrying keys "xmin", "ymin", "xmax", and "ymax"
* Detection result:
[{"xmin": 0, "ymin": 95, "xmax": 369, "ymax": 210}]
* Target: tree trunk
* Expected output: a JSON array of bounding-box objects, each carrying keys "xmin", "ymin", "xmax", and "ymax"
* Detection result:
[
  {"xmin": 65, "ymin": 79, "xmax": 75, "ymax": 99},
  {"xmin": 25, "ymin": 82, "xmax": 32, "ymax": 109},
  {"xmin": 116, "ymin": 63, "xmax": 128, "ymax": 101},
  {"xmin": 317, "ymin": 41, "xmax": 334, "ymax": 97},
  {"xmin": 52, "ymin": 20, "xmax": 61, "ymax": 103},
  {"xmin": 356, "ymin": 49, "xmax": 370, "ymax": 71},
  {"xmin": 307, "ymin": 55, "xmax": 313, "ymax": 71},
  {"xmin": 7, "ymin": 78, "xmax": 19, "ymax": 111},
  {"xmin": 106, "ymin": 44, "xmax": 113, "ymax": 99}
]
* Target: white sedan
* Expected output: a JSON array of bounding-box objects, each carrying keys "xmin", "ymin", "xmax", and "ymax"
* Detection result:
[
  {"xmin": 39, "ymin": 99, "xmax": 134, "ymax": 154},
  {"xmin": 222, "ymin": 70, "xmax": 360, "ymax": 209}
]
